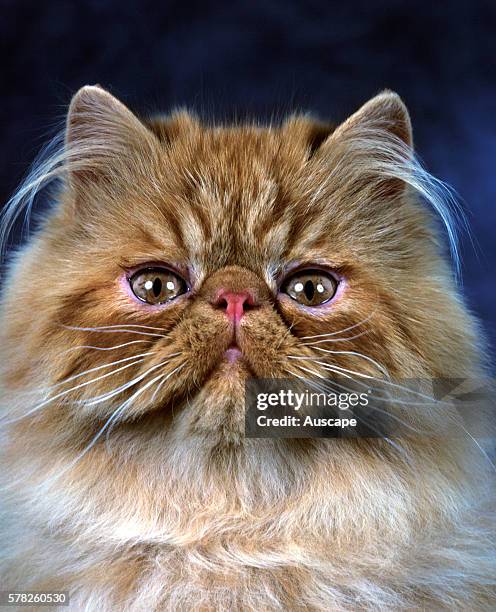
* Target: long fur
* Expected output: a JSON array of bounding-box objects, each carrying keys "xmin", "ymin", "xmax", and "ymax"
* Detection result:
[{"xmin": 0, "ymin": 87, "xmax": 494, "ymax": 610}]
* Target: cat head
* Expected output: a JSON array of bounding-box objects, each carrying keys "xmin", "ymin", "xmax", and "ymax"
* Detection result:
[{"xmin": 0, "ymin": 86, "xmax": 481, "ymax": 454}]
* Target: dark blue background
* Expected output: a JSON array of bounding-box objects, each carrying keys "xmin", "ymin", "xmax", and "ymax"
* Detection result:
[{"xmin": 1, "ymin": 1, "xmax": 494, "ymax": 347}]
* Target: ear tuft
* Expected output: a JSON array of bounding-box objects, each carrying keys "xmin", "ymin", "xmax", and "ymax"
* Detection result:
[
  {"xmin": 282, "ymin": 115, "xmax": 335, "ymax": 158},
  {"xmin": 146, "ymin": 109, "xmax": 201, "ymax": 144}
]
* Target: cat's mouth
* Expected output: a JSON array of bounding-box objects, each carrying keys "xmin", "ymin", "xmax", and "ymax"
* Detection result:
[
  {"xmin": 224, "ymin": 346, "xmax": 243, "ymax": 363},
  {"xmin": 221, "ymin": 322, "xmax": 250, "ymax": 368},
  {"xmin": 216, "ymin": 342, "xmax": 254, "ymax": 377},
  {"xmin": 221, "ymin": 345, "xmax": 253, "ymax": 376}
]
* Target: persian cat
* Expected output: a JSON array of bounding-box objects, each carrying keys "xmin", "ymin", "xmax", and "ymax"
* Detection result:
[{"xmin": 0, "ymin": 86, "xmax": 494, "ymax": 610}]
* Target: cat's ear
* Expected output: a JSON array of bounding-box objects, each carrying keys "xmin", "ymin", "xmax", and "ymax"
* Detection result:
[
  {"xmin": 313, "ymin": 91, "xmax": 413, "ymax": 203},
  {"xmin": 65, "ymin": 85, "xmax": 159, "ymax": 193},
  {"xmin": 327, "ymin": 90, "xmax": 413, "ymax": 149}
]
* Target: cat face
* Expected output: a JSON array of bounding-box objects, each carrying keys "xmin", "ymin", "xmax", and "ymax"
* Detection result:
[{"xmin": 0, "ymin": 87, "xmax": 478, "ymax": 450}]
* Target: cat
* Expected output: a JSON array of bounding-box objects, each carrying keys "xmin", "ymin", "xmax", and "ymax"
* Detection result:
[{"xmin": 0, "ymin": 85, "xmax": 494, "ymax": 610}]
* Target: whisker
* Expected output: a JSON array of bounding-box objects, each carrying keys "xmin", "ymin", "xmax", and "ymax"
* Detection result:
[
  {"xmin": 11, "ymin": 345, "xmax": 156, "ymax": 399},
  {"xmin": 302, "ymin": 330, "xmax": 370, "ymax": 345},
  {"xmin": 0, "ymin": 398, "xmax": 133, "ymax": 495},
  {"xmin": 287, "ymin": 360, "xmax": 333, "ymax": 382},
  {"xmin": 44, "ymin": 352, "xmax": 158, "ymax": 392},
  {"xmin": 60, "ymin": 340, "xmax": 155, "ymax": 354},
  {"xmin": 61, "ymin": 323, "xmax": 169, "ymax": 332},
  {"xmin": 285, "ymin": 366, "xmax": 409, "ymax": 444},
  {"xmin": 319, "ymin": 361, "xmax": 448, "ymax": 404},
  {"xmin": 291, "ymin": 364, "xmax": 496, "ymax": 474},
  {"xmin": 300, "ymin": 311, "xmax": 376, "ymax": 340},
  {"xmin": 79, "ymin": 353, "xmax": 182, "ymax": 407},
  {"xmin": 105, "ymin": 362, "xmax": 186, "ymax": 451},
  {"xmin": 288, "ymin": 356, "xmax": 360, "ymax": 380},
  {"xmin": 452, "ymin": 423, "xmax": 496, "ymax": 474},
  {"xmin": 287, "ymin": 356, "xmax": 445, "ymax": 409},
  {"xmin": 150, "ymin": 363, "xmax": 186, "ymax": 403},
  {"xmin": 284, "ymin": 366, "xmax": 423, "ymax": 461},
  {"xmin": 46, "ymin": 401, "xmax": 131, "ymax": 485},
  {"xmin": 61, "ymin": 325, "xmax": 167, "ymax": 338},
  {"xmin": 105, "ymin": 362, "xmax": 186, "ymax": 450},
  {"xmin": 290, "ymin": 355, "xmax": 448, "ymax": 405},
  {"xmin": 307, "ymin": 347, "xmax": 389, "ymax": 377},
  {"xmin": 287, "ymin": 363, "xmax": 424, "ymax": 434},
  {"xmin": 1, "ymin": 353, "xmax": 154, "ymax": 425}
]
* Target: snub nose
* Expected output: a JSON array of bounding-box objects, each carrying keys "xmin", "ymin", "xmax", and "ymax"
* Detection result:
[{"xmin": 211, "ymin": 289, "xmax": 256, "ymax": 323}]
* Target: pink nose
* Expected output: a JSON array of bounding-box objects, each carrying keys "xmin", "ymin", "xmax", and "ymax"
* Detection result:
[{"xmin": 212, "ymin": 290, "xmax": 255, "ymax": 323}]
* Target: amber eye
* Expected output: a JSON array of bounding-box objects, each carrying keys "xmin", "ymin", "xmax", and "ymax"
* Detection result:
[
  {"xmin": 282, "ymin": 269, "xmax": 337, "ymax": 306},
  {"xmin": 129, "ymin": 268, "xmax": 188, "ymax": 305}
]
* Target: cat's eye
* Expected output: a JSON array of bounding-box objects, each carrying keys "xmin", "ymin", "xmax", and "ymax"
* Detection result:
[
  {"xmin": 129, "ymin": 268, "xmax": 188, "ymax": 305},
  {"xmin": 282, "ymin": 269, "xmax": 337, "ymax": 306}
]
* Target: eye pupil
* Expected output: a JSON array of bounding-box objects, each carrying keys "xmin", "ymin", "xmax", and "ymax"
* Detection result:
[
  {"xmin": 304, "ymin": 280, "xmax": 314, "ymax": 301},
  {"xmin": 152, "ymin": 277, "xmax": 162, "ymax": 297}
]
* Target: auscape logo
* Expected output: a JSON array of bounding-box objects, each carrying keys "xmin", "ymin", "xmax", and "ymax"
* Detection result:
[{"xmin": 256, "ymin": 414, "xmax": 357, "ymax": 429}]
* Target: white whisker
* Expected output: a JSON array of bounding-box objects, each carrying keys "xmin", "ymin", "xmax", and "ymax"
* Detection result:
[
  {"xmin": 453, "ymin": 423, "xmax": 496, "ymax": 474},
  {"xmin": 302, "ymin": 330, "xmax": 370, "ymax": 345},
  {"xmin": 319, "ymin": 361, "xmax": 448, "ymax": 404},
  {"xmin": 46, "ymin": 402, "xmax": 130, "ymax": 485},
  {"xmin": 294, "ymin": 364, "xmax": 496, "ymax": 472},
  {"xmin": 62, "ymin": 323, "xmax": 169, "ymax": 332},
  {"xmin": 104, "ymin": 362, "xmax": 186, "ymax": 450},
  {"xmin": 289, "ymin": 364, "xmax": 423, "ymax": 433},
  {"xmin": 295, "ymin": 359, "xmax": 426, "ymax": 406},
  {"xmin": 61, "ymin": 325, "xmax": 167, "ymax": 338},
  {"xmin": 290, "ymin": 355, "xmax": 447, "ymax": 404},
  {"xmin": 288, "ymin": 357, "xmax": 354, "ymax": 379},
  {"xmin": 46, "ymin": 352, "xmax": 158, "ymax": 391},
  {"xmin": 286, "ymin": 364, "xmax": 423, "ymax": 437},
  {"xmin": 309, "ymin": 347, "xmax": 389, "ymax": 377},
  {"xmin": 60, "ymin": 340, "xmax": 155, "ymax": 354},
  {"xmin": 150, "ymin": 363, "xmax": 186, "ymax": 403},
  {"xmin": 1, "ymin": 353, "xmax": 154, "ymax": 425},
  {"xmin": 300, "ymin": 311, "xmax": 376, "ymax": 340},
  {"xmin": 79, "ymin": 353, "xmax": 182, "ymax": 407}
]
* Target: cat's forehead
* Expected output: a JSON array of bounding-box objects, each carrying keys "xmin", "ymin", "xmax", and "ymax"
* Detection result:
[
  {"xmin": 156, "ymin": 120, "xmax": 313, "ymax": 191},
  {"xmin": 130, "ymin": 119, "xmax": 335, "ymax": 274}
]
